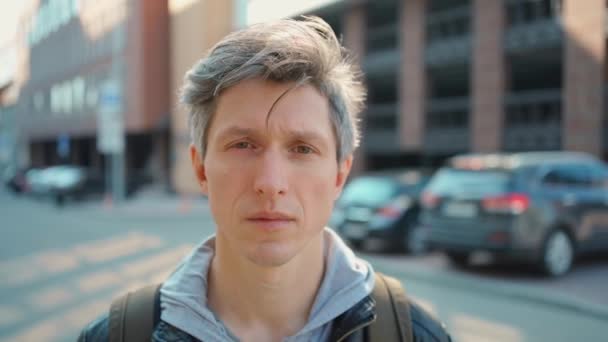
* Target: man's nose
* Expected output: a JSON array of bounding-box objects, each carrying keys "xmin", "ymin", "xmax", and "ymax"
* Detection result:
[{"xmin": 253, "ymin": 149, "xmax": 288, "ymax": 197}]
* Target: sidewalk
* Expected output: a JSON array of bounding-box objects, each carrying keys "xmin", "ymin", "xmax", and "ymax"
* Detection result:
[{"xmin": 366, "ymin": 253, "xmax": 608, "ymax": 321}]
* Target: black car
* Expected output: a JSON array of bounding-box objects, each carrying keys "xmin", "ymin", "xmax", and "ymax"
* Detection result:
[
  {"xmin": 331, "ymin": 170, "xmax": 430, "ymax": 254},
  {"xmin": 2, "ymin": 165, "xmax": 30, "ymax": 193},
  {"xmin": 421, "ymin": 151, "xmax": 608, "ymax": 276}
]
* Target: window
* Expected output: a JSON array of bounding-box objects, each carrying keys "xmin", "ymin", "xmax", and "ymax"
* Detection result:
[{"xmin": 543, "ymin": 165, "xmax": 592, "ymax": 187}]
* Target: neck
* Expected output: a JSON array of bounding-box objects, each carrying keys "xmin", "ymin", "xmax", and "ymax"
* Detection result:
[{"xmin": 208, "ymin": 231, "xmax": 327, "ymax": 341}]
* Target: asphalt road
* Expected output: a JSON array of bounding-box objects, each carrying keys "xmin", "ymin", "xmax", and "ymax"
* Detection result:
[{"xmin": 1, "ymin": 189, "xmax": 606, "ymax": 341}]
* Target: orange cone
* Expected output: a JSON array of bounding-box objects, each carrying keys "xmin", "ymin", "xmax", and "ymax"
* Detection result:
[{"xmin": 103, "ymin": 193, "xmax": 113, "ymax": 210}]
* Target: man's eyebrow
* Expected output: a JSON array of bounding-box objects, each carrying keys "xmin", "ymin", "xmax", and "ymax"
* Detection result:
[
  {"xmin": 288, "ymin": 130, "xmax": 328, "ymax": 144},
  {"xmin": 216, "ymin": 126, "xmax": 328, "ymax": 145},
  {"xmin": 215, "ymin": 126, "xmax": 259, "ymax": 139}
]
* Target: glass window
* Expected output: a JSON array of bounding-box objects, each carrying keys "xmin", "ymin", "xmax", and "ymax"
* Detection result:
[
  {"xmin": 543, "ymin": 165, "xmax": 592, "ymax": 187},
  {"xmin": 339, "ymin": 177, "xmax": 398, "ymax": 207},
  {"xmin": 426, "ymin": 168, "xmax": 513, "ymax": 197}
]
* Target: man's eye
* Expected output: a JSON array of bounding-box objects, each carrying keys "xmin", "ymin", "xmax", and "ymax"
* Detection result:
[
  {"xmin": 233, "ymin": 141, "xmax": 253, "ymax": 149},
  {"xmin": 294, "ymin": 145, "xmax": 314, "ymax": 154}
]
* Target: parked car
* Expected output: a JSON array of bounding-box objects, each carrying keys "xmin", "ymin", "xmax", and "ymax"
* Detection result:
[
  {"xmin": 421, "ymin": 151, "xmax": 608, "ymax": 277},
  {"xmin": 2, "ymin": 165, "xmax": 30, "ymax": 193},
  {"xmin": 331, "ymin": 169, "xmax": 431, "ymax": 254},
  {"xmin": 25, "ymin": 165, "xmax": 88, "ymax": 205}
]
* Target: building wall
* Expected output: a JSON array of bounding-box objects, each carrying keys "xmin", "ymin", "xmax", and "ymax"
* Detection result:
[
  {"xmin": 169, "ymin": 0, "xmax": 235, "ymax": 194},
  {"xmin": 471, "ymin": 0, "xmax": 505, "ymax": 152},
  {"xmin": 562, "ymin": 0, "xmax": 606, "ymax": 156},
  {"xmin": 399, "ymin": 0, "xmax": 426, "ymax": 151}
]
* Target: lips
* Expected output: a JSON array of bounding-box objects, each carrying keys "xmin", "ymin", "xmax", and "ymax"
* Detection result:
[
  {"xmin": 248, "ymin": 211, "xmax": 294, "ymax": 221},
  {"xmin": 246, "ymin": 211, "xmax": 295, "ymax": 231}
]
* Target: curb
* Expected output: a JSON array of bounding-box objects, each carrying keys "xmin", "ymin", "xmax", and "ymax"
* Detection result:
[{"xmin": 370, "ymin": 260, "xmax": 608, "ymax": 321}]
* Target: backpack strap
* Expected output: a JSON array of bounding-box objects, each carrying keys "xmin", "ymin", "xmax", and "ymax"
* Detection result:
[
  {"xmin": 109, "ymin": 283, "xmax": 162, "ymax": 342},
  {"xmin": 369, "ymin": 273, "xmax": 413, "ymax": 342}
]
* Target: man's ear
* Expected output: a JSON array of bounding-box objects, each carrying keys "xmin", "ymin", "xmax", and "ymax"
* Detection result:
[
  {"xmin": 189, "ymin": 144, "xmax": 209, "ymax": 195},
  {"xmin": 335, "ymin": 155, "xmax": 353, "ymax": 200}
]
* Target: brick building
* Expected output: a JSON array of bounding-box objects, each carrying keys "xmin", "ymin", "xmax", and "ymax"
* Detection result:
[
  {"xmin": 305, "ymin": 0, "xmax": 607, "ymax": 170},
  {"xmin": 4, "ymin": 0, "xmax": 171, "ymax": 189}
]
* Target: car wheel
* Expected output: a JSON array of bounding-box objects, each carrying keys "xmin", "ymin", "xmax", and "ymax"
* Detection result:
[
  {"xmin": 348, "ymin": 239, "xmax": 364, "ymax": 250},
  {"xmin": 54, "ymin": 194, "xmax": 65, "ymax": 207},
  {"xmin": 405, "ymin": 226, "xmax": 428, "ymax": 255},
  {"xmin": 446, "ymin": 252, "xmax": 469, "ymax": 267},
  {"xmin": 540, "ymin": 230, "xmax": 574, "ymax": 277}
]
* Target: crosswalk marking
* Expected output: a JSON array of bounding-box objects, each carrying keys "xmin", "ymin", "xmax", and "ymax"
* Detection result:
[
  {"xmin": 119, "ymin": 245, "xmax": 191, "ymax": 277},
  {"xmin": 4, "ymin": 268, "xmax": 178, "ymax": 342},
  {"xmin": 0, "ymin": 232, "xmax": 165, "ymax": 287},
  {"xmin": 28, "ymin": 288, "xmax": 73, "ymax": 311},
  {"xmin": 73, "ymin": 232, "xmax": 163, "ymax": 263},
  {"xmin": 77, "ymin": 270, "xmax": 122, "ymax": 294},
  {"xmin": 0, "ymin": 306, "xmax": 23, "ymax": 327}
]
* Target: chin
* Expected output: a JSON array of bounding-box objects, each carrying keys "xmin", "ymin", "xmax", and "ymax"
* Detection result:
[{"xmin": 246, "ymin": 241, "xmax": 297, "ymax": 267}]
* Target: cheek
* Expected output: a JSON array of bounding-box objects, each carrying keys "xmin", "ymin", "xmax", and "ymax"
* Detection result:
[
  {"xmin": 206, "ymin": 163, "xmax": 246, "ymax": 225},
  {"xmin": 300, "ymin": 171, "xmax": 337, "ymax": 226}
]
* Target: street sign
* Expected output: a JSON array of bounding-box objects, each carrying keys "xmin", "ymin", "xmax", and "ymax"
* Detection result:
[
  {"xmin": 97, "ymin": 79, "xmax": 124, "ymax": 154},
  {"xmin": 57, "ymin": 134, "xmax": 70, "ymax": 159}
]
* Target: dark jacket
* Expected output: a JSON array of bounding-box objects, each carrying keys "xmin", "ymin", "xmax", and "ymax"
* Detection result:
[{"xmin": 78, "ymin": 294, "xmax": 451, "ymax": 341}]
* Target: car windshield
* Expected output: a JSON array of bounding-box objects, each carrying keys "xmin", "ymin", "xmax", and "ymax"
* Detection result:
[
  {"xmin": 339, "ymin": 177, "xmax": 398, "ymax": 206},
  {"xmin": 426, "ymin": 168, "xmax": 513, "ymax": 197}
]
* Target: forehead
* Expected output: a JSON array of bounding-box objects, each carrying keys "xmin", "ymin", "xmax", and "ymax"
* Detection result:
[{"xmin": 209, "ymin": 79, "xmax": 334, "ymax": 140}]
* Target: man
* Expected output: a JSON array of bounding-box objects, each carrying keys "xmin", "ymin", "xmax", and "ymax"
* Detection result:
[{"xmin": 79, "ymin": 17, "xmax": 451, "ymax": 341}]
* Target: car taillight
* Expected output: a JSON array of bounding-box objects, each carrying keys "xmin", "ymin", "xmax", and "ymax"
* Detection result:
[
  {"xmin": 482, "ymin": 193, "xmax": 530, "ymax": 214},
  {"xmin": 421, "ymin": 192, "xmax": 440, "ymax": 209},
  {"xmin": 377, "ymin": 206, "xmax": 402, "ymax": 218}
]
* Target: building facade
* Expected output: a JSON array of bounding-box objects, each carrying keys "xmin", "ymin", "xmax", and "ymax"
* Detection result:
[
  {"xmin": 307, "ymin": 0, "xmax": 607, "ymax": 170},
  {"xmin": 4, "ymin": 0, "xmax": 170, "ymax": 190}
]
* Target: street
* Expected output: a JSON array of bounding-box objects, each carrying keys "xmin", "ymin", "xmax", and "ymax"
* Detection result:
[{"xmin": 1, "ymin": 189, "xmax": 607, "ymax": 342}]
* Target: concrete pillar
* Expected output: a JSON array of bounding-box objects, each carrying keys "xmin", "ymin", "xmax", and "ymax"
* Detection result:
[
  {"xmin": 562, "ymin": 0, "xmax": 605, "ymax": 156},
  {"xmin": 342, "ymin": 0, "xmax": 367, "ymax": 175},
  {"xmin": 399, "ymin": 0, "xmax": 427, "ymax": 150},
  {"xmin": 471, "ymin": 0, "xmax": 505, "ymax": 153}
]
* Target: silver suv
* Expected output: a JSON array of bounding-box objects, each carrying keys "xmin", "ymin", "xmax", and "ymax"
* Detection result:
[{"xmin": 421, "ymin": 152, "xmax": 608, "ymax": 276}]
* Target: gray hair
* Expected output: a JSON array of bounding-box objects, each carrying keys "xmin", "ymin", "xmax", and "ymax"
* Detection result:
[{"xmin": 181, "ymin": 16, "xmax": 366, "ymax": 162}]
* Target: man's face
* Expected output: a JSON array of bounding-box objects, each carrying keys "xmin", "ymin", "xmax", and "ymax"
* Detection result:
[{"xmin": 190, "ymin": 78, "xmax": 352, "ymax": 267}]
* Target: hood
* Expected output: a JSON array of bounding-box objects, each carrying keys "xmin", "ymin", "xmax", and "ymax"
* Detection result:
[{"xmin": 160, "ymin": 228, "xmax": 375, "ymax": 341}]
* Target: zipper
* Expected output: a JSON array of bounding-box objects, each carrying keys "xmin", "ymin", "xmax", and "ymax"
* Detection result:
[{"xmin": 336, "ymin": 314, "xmax": 376, "ymax": 342}]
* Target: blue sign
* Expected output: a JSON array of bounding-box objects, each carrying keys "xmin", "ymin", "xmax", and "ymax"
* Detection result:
[{"xmin": 57, "ymin": 134, "xmax": 70, "ymax": 158}]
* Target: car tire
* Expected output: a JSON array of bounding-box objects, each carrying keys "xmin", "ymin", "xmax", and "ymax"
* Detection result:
[
  {"xmin": 405, "ymin": 225, "xmax": 428, "ymax": 255},
  {"xmin": 348, "ymin": 239, "xmax": 364, "ymax": 250},
  {"xmin": 540, "ymin": 229, "xmax": 574, "ymax": 277},
  {"xmin": 446, "ymin": 251, "xmax": 470, "ymax": 267},
  {"xmin": 54, "ymin": 194, "xmax": 65, "ymax": 207}
]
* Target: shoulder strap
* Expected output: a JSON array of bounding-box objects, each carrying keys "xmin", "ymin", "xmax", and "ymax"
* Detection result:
[
  {"xmin": 369, "ymin": 273, "xmax": 413, "ymax": 342},
  {"xmin": 109, "ymin": 283, "xmax": 162, "ymax": 342}
]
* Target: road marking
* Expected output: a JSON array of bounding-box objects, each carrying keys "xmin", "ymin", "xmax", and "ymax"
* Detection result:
[
  {"xmin": 119, "ymin": 245, "xmax": 191, "ymax": 278},
  {"xmin": 18, "ymin": 244, "xmax": 192, "ymax": 314},
  {"xmin": 3, "ymin": 269, "xmax": 179, "ymax": 342},
  {"xmin": 0, "ymin": 305, "xmax": 23, "ymax": 327},
  {"xmin": 451, "ymin": 313, "xmax": 523, "ymax": 342},
  {"xmin": 28, "ymin": 287, "xmax": 73, "ymax": 311},
  {"xmin": 0, "ymin": 232, "xmax": 164, "ymax": 287},
  {"xmin": 73, "ymin": 232, "xmax": 163, "ymax": 263},
  {"xmin": 77, "ymin": 270, "xmax": 123, "ymax": 294}
]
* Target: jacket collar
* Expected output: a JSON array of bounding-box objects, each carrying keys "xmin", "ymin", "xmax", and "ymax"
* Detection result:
[{"xmin": 329, "ymin": 295, "xmax": 376, "ymax": 342}]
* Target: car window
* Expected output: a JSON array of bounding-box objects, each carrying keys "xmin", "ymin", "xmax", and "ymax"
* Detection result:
[
  {"xmin": 426, "ymin": 168, "xmax": 513, "ymax": 197},
  {"xmin": 542, "ymin": 164, "xmax": 592, "ymax": 188},
  {"xmin": 589, "ymin": 163, "xmax": 608, "ymax": 188},
  {"xmin": 339, "ymin": 177, "xmax": 398, "ymax": 206}
]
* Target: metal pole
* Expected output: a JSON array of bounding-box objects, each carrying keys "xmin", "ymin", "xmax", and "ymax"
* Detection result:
[{"xmin": 111, "ymin": 20, "xmax": 126, "ymax": 203}]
